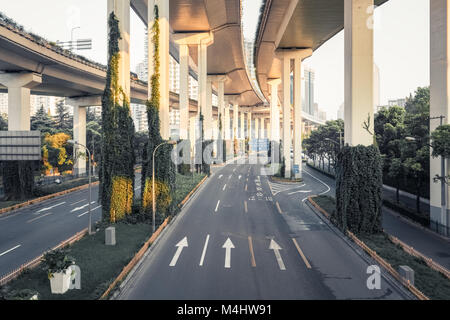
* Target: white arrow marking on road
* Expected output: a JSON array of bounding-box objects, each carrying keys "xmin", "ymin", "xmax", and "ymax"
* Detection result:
[
  {"xmin": 169, "ymin": 237, "xmax": 188, "ymax": 267},
  {"xmin": 71, "ymin": 202, "xmax": 96, "ymax": 213},
  {"xmin": 269, "ymin": 239, "xmax": 286, "ymax": 270},
  {"xmin": 238, "ymin": 175, "xmax": 242, "ymax": 180},
  {"xmin": 36, "ymin": 202, "xmax": 66, "ymax": 213},
  {"xmin": 218, "ymin": 174, "xmax": 223, "ymax": 179},
  {"xmin": 199, "ymin": 234, "xmax": 210, "ymax": 266},
  {"xmin": 222, "ymin": 238, "xmax": 235, "ymax": 269},
  {"xmin": 0, "ymin": 245, "xmax": 21, "ymax": 257}
]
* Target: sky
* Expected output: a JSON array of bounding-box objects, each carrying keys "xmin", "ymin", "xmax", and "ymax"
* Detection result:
[{"xmin": 0, "ymin": 0, "xmax": 430, "ymax": 120}]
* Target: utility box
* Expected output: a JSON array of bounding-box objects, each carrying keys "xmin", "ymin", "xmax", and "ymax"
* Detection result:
[
  {"xmin": 105, "ymin": 227, "xmax": 116, "ymax": 246},
  {"xmin": 398, "ymin": 265, "xmax": 414, "ymax": 286}
]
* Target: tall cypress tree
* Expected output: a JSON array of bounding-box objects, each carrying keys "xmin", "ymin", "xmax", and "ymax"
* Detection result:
[{"xmin": 99, "ymin": 13, "xmax": 135, "ymax": 223}]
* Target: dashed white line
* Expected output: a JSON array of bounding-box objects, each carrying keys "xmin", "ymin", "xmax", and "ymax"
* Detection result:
[
  {"xmin": 223, "ymin": 184, "xmax": 227, "ymax": 191},
  {"xmin": 199, "ymin": 234, "xmax": 210, "ymax": 267},
  {"xmin": 0, "ymin": 245, "xmax": 21, "ymax": 257},
  {"xmin": 77, "ymin": 205, "xmax": 102, "ymax": 217},
  {"xmin": 71, "ymin": 202, "xmax": 96, "ymax": 213},
  {"xmin": 70, "ymin": 199, "xmax": 86, "ymax": 206},
  {"xmin": 27, "ymin": 212, "xmax": 54, "ymax": 223},
  {"xmin": 215, "ymin": 200, "xmax": 221, "ymax": 213},
  {"xmin": 36, "ymin": 202, "xmax": 66, "ymax": 213}
]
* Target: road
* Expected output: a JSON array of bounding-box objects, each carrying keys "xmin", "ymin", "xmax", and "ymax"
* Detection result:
[
  {"xmin": 118, "ymin": 158, "xmax": 409, "ymax": 300},
  {"xmin": 0, "ymin": 173, "xmax": 142, "ymax": 277}
]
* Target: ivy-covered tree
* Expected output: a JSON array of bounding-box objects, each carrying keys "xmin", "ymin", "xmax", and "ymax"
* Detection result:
[
  {"xmin": 99, "ymin": 13, "xmax": 136, "ymax": 223},
  {"xmin": 141, "ymin": 4, "xmax": 176, "ymax": 224},
  {"xmin": 0, "ymin": 113, "xmax": 7, "ymax": 130}
]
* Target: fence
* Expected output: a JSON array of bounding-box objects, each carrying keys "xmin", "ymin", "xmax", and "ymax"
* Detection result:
[{"xmin": 0, "ymin": 228, "xmax": 88, "ymax": 287}]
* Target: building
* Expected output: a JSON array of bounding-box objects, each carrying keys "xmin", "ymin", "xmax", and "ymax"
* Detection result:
[
  {"xmin": 169, "ymin": 55, "xmax": 180, "ymax": 94},
  {"xmin": 318, "ymin": 109, "xmax": 327, "ymax": 121},
  {"xmin": 0, "ymin": 93, "xmax": 7, "ymax": 115},
  {"xmin": 304, "ymin": 67, "xmax": 315, "ymax": 116},
  {"xmin": 135, "ymin": 61, "xmax": 147, "ymax": 81},
  {"xmin": 131, "ymin": 104, "xmax": 148, "ymax": 133},
  {"xmin": 388, "ymin": 98, "xmax": 406, "ymax": 108},
  {"xmin": 244, "ymin": 39, "xmax": 256, "ymax": 85},
  {"xmin": 337, "ymin": 103, "xmax": 344, "ymax": 120}
]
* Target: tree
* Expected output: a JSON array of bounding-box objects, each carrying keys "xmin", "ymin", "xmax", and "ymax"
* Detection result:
[
  {"xmin": 99, "ymin": 13, "xmax": 136, "ymax": 223},
  {"xmin": 431, "ymin": 124, "xmax": 450, "ymax": 159},
  {"xmin": 31, "ymin": 105, "xmax": 55, "ymax": 135},
  {"xmin": 42, "ymin": 132, "xmax": 73, "ymax": 175},
  {"xmin": 0, "ymin": 113, "xmax": 7, "ymax": 130},
  {"xmin": 54, "ymin": 100, "xmax": 71, "ymax": 132}
]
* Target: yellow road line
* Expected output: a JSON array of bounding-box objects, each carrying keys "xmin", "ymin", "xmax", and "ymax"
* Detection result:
[
  {"xmin": 292, "ymin": 238, "xmax": 312, "ymax": 269},
  {"xmin": 248, "ymin": 236, "xmax": 256, "ymax": 267},
  {"xmin": 244, "ymin": 201, "xmax": 248, "ymax": 213},
  {"xmin": 276, "ymin": 201, "xmax": 283, "ymax": 214}
]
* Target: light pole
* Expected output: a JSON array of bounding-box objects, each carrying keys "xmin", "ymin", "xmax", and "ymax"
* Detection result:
[
  {"xmin": 71, "ymin": 26, "xmax": 80, "ymax": 51},
  {"xmin": 68, "ymin": 140, "xmax": 93, "ymax": 235},
  {"xmin": 152, "ymin": 140, "xmax": 177, "ymax": 233}
]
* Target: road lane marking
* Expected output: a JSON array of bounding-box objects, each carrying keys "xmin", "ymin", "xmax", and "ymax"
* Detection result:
[
  {"xmin": 288, "ymin": 190, "xmax": 312, "ymax": 195},
  {"xmin": 169, "ymin": 237, "xmax": 188, "ymax": 267},
  {"xmin": 245, "ymin": 184, "xmax": 248, "ymax": 191},
  {"xmin": 218, "ymin": 174, "xmax": 223, "ymax": 179},
  {"xmin": 36, "ymin": 202, "xmax": 66, "ymax": 213},
  {"xmin": 199, "ymin": 234, "xmax": 210, "ymax": 266},
  {"xmin": 248, "ymin": 236, "xmax": 256, "ymax": 267},
  {"xmin": 71, "ymin": 202, "xmax": 96, "ymax": 213},
  {"xmin": 77, "ymin": 205, "xmax": 102, "ymax": 217},
  {"xmin": 223, "ymin": 238, "xmax": 235, "ymax": 269},
  {"xmin": 27, "ymin": 212, "xmax": 54, "ymax": 223},
  {"xmin": 238, "ymin": 175, "xmax": 242, "ymax": 180},
  {"xmin": 303, "ymin": 169, "xmax": 331, "ymax": 195},
  {"xmin": 233, "ymin": 168, "xmax": 236, "ymax": 172},
  {"xmin": 215, "ymin": 200, "xmax": 220, "ymax": 213},
  {"xmin": 292, "ymin": 238, "xmax": 312, "ymax": 269},
  {"xmin": 223, "ymin": 184, "xmax": 227, "ymax": 191},
  {"xmin": 276, "ymin": 202, "xmax": 283, "ymax": 214},
  {"xmin": 70, "ymin": 199, "xmax": 86, "ymax": 206},
  {"xmin": 0, "ymin": 245, "xmax": 21, "ymax": 257},
  {"xmin": 269, "ymin": 239, "xmax": 286, "ymax": 270},
  {"xmin": 244, "ymin": 201, "xmax": 248, "ymax": 213}
]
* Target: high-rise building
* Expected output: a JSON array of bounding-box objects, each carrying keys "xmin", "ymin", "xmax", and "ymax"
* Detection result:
[
  {"xmin": 388, "ymin": 98, "xmax": 406, "ymax": 108},
  {"xmin": 136, "ymin": 61, "xmax": 147, "ymax": 81},
  {"xmin": 169, "ymin": 55, "xmax": 180, "ymax": 94},
  {"xmin": 337, "ymin": 103, "xmax": 344, "ymax": 120},
  {"xmin": 0, "ymin": 93, "xmax": 7, "ymax": 115},
  {"xmin": 131, "ymin": 104, "xmax": 148, "ymax": 133},
  {"xmin": 304, "ymin": 67, "xmax": 315, "ymax": 116},
  {"xmin": 244, "ymin": 39, "xmax": 256, "ymax": 85}
]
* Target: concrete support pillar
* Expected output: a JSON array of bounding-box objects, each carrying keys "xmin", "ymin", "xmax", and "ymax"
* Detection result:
[
  {"xmin": 281, "ymin": 56, "xmax": 291, "ymax": 178},
  {"xmin": 207, "ymin": 75, "xmax": 227, "ymax": 140},
  {"xmin": 247, "ymin": 112, "xmax": 252, "ymax": 139},
  {"xmin": 189, "ymin": 114, "xmax": 196, "ymax": 153},
  {"xmin": 218, "ymin": 79, "xmax": 225, "ymax": 139},
  {"xmin": 67, "ymin": 96, "xmax": 102, "ymax": 176},
  {"xmin": 344, "ymin": 0, "xmax": 374, "ymax": 146},
  {"xmin": 224, "ymin": 103, "xmax": 231, "ymax": 140},
  {"xmin": 108, "ymin": 0, "xmax": 131, "ymax": 101},
  {"xmin": 149, "ymin": 0, "xmax": 170, "ymax": 139},
  {"xmin": 178, "ymin": 44, "xmax": 189, "ymax": 140},
  {"xmin": 0, "ymin": 72, "xmax": 42, "ymax": 131},
  {"xmin": 430, "ymin": 0, "xmax": 450, "ymax": 234},
  {"xmin": 205, "ymin": 77, "xmax": 213, "ymax": 140},
  {"xmin": 174, "ymin": 32, "xmax": 214, "ymax": 142},
  {"xmin": 268, "ymin": 79, "xmax": 281, "ymax": 142},
  {"xmin": 255, "ymin": 118, "xmax": 260, "ymax": 140},
  {"xmin": 233, "ymin": 103, "xmax": 239, "ymax": 140},
  {"xmin": 267, "ymin": 119, "xmax": 271, "ymax": 140},
  {"xmin": 240, "ymin": 111, "xmax": 245, "ymax": 140}
]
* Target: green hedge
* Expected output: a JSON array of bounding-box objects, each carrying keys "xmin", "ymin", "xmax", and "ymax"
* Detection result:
[
  {"xmin": 383, "ymin": 199, "xmax": 430, "ymax": 227},
  {"xmin": 335, "ymin": 145, "xmax": 383, "ymax": 235}
]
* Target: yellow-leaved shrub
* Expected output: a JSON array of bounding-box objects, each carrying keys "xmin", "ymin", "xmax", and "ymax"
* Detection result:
[{"xmin": 110, "ymin": 176, "xmax": 133, "ymax": 223}]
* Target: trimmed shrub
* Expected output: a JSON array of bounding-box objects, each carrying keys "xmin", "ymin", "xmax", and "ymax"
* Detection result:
[
  {"xmin": 142, "ymin": 178, "xmax": 172, "ymax": 222},
  {"xmin": 335, "ymin": 145, "xmax": 383, "ymax": 235}
]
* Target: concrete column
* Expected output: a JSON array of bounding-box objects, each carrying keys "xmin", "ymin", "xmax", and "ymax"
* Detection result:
[
  {"xmin": 67, "ymin": 96, "xmax": 102, "ymax": 176},
  {"xmin": 281, "ymin": 56, "xmax": 291, "ymax": 178},
  {"xmin": 107, "ymin": 0, "xmax": 131, "ymax": 101},
  {"xmin": 247, "ymin": 112, "xmax": 252, "ymax": 139},
  {"xmin": 255, "ymin": 118, "xmax": 260, "ymax": 140},
  {"xmin": 240, "ymin": 111, "xmax": 245, "ymax": 140},
  {"xmin": 148, "ymin": 0, "xmax": 170, "ymax": 139},
  {"xmin": 178, "ymin": 44, "xmax": 189, "ymax": 140},
  {"xmin": 344, "ymin": 0, "xmax": 374, "ymax": 146},
  {"xmin": 233, "ymin": 103, "xmax": 239, "ymax": 140},
  {"xmin": 217, "ymin": 78, "xmax": 225, "ymax": 139},
  {"xmin": 267, "ymin": 119, "xmax": 271, "ymax": 140},
  {"xmin": 189, "ymin": 114, "xmax": 196, "ymax": 153},
  {"xmin": 430, "ymin": 0, "xmax": 450, "ymax": 234},
  {"xmin": 268, "ymin": 79, "xmax": 281, "ymax": 142},
  {"xmin": 224, "ymin": 103, "xmax": 231, "ymax": 140},
  {"xmin": 205, "ymin": 77, "xmax": 213, "ymax": 140},
  {"xmin": 0, "ymin": 72, "xmax": 42, "ymax": 131}
]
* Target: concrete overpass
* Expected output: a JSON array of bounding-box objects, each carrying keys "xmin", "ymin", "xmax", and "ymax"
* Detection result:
[{"xmin": 254, "ymin": 0, "xmax": 450, "ymax": 235}]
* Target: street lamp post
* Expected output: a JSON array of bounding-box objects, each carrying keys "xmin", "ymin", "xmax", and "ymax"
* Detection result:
[
  {"xmin": 152, "ymin": 140, "xmax": 177, "ymax": 233},
  {"xmin": 71, "ymin": 26, "xmax": 80, "ymax": 51},
  {"xmin": 68, "ymin": 140, "xmax": 93, "ymax": 235}
]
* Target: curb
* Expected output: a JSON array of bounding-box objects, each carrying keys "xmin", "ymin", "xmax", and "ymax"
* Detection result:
[
  {"xmin": 307, "ymin": 196, "xmax": 428, "ymax": 300},
  {"xmin": 105, "ymin": 172, "xmax": 211, "ymax": 300},
  {"xmin": 0, "ymin": 181, "xmax": 99, "ymax": 216}
]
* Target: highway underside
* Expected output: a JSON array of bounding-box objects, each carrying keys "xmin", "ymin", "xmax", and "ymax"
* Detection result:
[{"xmin": 118, "ymin": 156, "xmax": 409, "ymax": 300}]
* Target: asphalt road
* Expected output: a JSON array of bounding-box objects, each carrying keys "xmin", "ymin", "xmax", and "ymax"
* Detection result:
[
  {"xmin": 0, "ymin": 173, "xmax": 142, "ymax": 277},
  {"xmin": 118, "ymin": 158, "xmax": 409, "ymax": 300}
]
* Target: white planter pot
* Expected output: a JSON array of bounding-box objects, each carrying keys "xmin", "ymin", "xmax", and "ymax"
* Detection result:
[{"xmin": 49, "ymin": 268, "xmax": 72, "ymax": 294}]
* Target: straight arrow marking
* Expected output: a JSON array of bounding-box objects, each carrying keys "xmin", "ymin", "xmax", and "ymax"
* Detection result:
[
  {"xmin": 223, "ymin": 238, "xmax": 235, "ymax": 269},
  {"xmin": 218, "ymin": 175, "xmax": 223, "ymax": 179},
  {"xmin": 269, "ymin": 239, "xmax": 286, "ymax": 270},
  {"xmin": 169, "ymin": 237, "xmax": 188, "ymax": 267},
  {"xmin": 199, "ymin": 234, "xmax": 210, "ymax": 266}
]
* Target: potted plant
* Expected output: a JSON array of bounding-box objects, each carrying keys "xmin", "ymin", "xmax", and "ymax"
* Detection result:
[{"xmin": 42, "ymin": 248, "xmax": 75, "ymax": 294}]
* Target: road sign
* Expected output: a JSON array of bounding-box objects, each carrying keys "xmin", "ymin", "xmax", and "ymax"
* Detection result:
[
  {"xmin": 293, "ymin": 165, "xmax": 300, "ymax": 174},
  {"xmin": 0, "ymin": 131, "xmax": 41, "ymax": 161}
]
